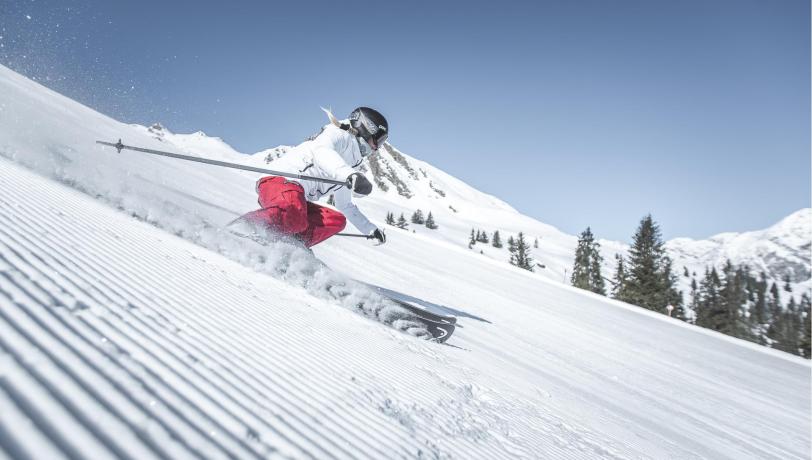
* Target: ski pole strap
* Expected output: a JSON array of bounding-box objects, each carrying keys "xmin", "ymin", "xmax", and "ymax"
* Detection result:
[{"xmin": 96, "ymin": 140, "xmax": 349, "ymax": 187}]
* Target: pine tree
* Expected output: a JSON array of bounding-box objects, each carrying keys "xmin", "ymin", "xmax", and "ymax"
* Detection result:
[
  {"xmin": 507, "ymin": 235, "xmax": 516, "ymax": 254},
  {"xmin": 475, "ymin": 230, "xmax": 482, "ymax": 242},
  {"xmin": 571, "ymin": 229, "xmax": 592, "ymax": 290},
  {"xmin": 410, "ymin": 209, "xmax": 425, "ymax": 224},
  {"xmin": 469, "ymin": 229, "xmax": 477, "ymax": 247},
  {"xmin": 787, "ymin": 297, "xmax": 802, "ymax": 354},
  {"xmin": 799, "ymin": 293, "xmax": 811, "ymax": 359},
  {"xmin": 718, "ymin": 261, "xmax": 748, "ymax": 338},
  {"xmin": 659, "ymin": 256, "xmax": 684, "ymax": 319},
  {"xmin": 385, "ymin": 212, "xmax": 396, "ymax": 226},
  {"xmin": 770, "ymin": 296, "xmax": 802, "ymax": 356},
  {"xmin": 424, "ymin": 212, "xmax": 438, "ymax": 229},
  {"xmin": 570, "ymin": 227, "xmax": 605, "ymax": 295},
  {"xmin": 589, "ymin": 251, "xmax": 606, "ymax": 296},
  {"xmin": 534, "ymin": 238, "xmax": 539, "ymax": 249},
  {"xmin": 396, "ymin": 213, "xmax": 408, "ymax": 229},
  {"xmin": 611, "ymin": 254, "xmax": 627, "ymax": 299},
  {"xmin": 695, "ymin": 268, "xmax": 723, "ymax": 330},
  {"xmin": 620, "ymin": 214, "xmax": 678, "ymax": 313},
  {"xmin": 492, "ymin": 231, "xmax": 503, "ymax": 248},
  {"xmin": 746, "ymin": 272, "xmax": 770, "ymax": 344},
  {"xmin": 481, "ymin": 231, "xmax": 489, "ymax": 244},
  {"xmin": 585, "ymin": 229, "xmax": 606, "ymax": 296},
  {"xmin": 783, "ymin": 274, "xmax": 793, "ymax": 292},
  {"xmin": 768, "ymin": 282, "xmax": 782, "ymax": 322},
  {"xmin": 683, "ymin": 266, "xmax": 690, "ymax": 278},
  {"xmin": 688, "ymin": 277, "xmax": 699, "ymax": 323},
  {"xmin": 753, "ymin": 272, "xmax": 769, "ymax": 325},
  {"xmin": 509, "ymin": 232, "xmax": 534, "ymax": 271}
]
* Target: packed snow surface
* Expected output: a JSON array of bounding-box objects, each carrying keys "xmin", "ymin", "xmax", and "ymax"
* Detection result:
[{"xmin": 0, "ymin": 64, "xmax": 810, "ymax": 459}]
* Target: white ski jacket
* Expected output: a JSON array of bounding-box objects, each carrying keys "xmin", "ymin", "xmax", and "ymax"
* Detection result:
[{"xmin": 264, "ymin": 123, "xmax": 377, "ymax": 234}]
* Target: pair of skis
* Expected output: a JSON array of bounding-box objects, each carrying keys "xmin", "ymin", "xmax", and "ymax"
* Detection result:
[{"xmin": 226, "ymin": 227, "xmax": 456, "ymax": 343}]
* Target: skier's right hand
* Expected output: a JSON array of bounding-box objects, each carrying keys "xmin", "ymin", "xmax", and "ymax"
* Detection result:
[{"xmin": 370, "ymin": 228, "xmax": 386, "ymax": 244}]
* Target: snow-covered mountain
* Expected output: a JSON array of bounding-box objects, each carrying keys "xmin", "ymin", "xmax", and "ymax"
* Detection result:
[
  {"xmin": 0, "ymin": 62, "xmax": 809, "ymax": 459},
  {"xmin": 667, "ymin": 209, "xmax": 811, "ymax": 291}
]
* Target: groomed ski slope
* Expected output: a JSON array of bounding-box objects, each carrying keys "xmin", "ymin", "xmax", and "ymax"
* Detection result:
[{"xmin": 0, "ymin": 63, "xmax": 810, "ymax": 459}]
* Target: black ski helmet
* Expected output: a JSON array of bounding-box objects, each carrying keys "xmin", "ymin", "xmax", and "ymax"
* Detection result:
[{"xmin": 349, "ymin": 107, "xmax": 388, "ymax": 149}]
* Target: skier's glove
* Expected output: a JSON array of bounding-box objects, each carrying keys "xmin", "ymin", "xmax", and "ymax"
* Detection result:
[
  {"xmin": 370, "ymin": 228, "xmax": 386, "ymax": 244},
  {"xmin": 347, "ymin": 173, "xmax": 372, "ymax": 196}
]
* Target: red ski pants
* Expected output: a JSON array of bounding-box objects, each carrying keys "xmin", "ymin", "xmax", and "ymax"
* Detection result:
[{"xmin": 241, "ymin": 176, "xmax": 346, "ymax": 247}]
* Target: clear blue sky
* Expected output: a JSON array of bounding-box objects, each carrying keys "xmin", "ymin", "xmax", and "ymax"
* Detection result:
[{"xmin": 2, "ymin": 0, "xmax": 809, "ymax": 241}]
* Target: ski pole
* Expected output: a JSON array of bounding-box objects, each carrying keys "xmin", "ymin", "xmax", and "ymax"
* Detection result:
[
  {"xmin": 96, "ymin": 139, "xmax": 349, "ymax": 186},
  {"xmin": 336, "ymin": 232, "xmax": 373, "ymax": 239}
]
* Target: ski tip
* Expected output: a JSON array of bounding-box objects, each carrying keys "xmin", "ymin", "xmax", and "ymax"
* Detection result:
[{"xmin": 430, "ymin": 323, "xmax": 455, "ymax": 344}]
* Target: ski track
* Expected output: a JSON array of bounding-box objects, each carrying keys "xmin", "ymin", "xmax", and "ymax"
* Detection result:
[
  {"xmin": 0, "ymin": 160, "xmax": 810, "ymax": 459},
  {"xmin": 0, "ymin": 159, "xmax": 542, "ymax": 459}
]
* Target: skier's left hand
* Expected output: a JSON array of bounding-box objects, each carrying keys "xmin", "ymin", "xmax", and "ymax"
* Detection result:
[
  {"xmin": 347, "ymin": 173, "xmax": 372, "ymax": 196},
  {"xmin": 370, "ymin": 228, "xmax": 386, "ymax": 244}
]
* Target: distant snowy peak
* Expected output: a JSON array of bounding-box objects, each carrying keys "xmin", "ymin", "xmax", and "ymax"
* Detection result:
[
  {"xmin": 666, "ymin": 208, "xmax": 812, "ymax": 284},
  {"xmin": 132, "ymin": 122, "xmax": 242, "ymax": 161}
]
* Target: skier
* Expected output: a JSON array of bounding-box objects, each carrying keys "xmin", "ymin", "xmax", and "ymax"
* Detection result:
[{"xmin": 237, "ymin": 107, "xmax": 389, "ymax": 247}]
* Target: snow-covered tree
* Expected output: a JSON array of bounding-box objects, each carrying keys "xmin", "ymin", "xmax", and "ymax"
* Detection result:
[{"xmin": 385, "ymin": 212, "xmax": 395, "ymax": 226}]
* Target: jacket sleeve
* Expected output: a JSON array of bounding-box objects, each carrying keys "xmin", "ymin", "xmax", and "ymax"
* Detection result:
[
  {"xmin": 312, "ymin": 146, "xmax": 355, "ymax": 182},
  {"xmin": 312, "ymin": 128, "xmax": 356, "ymax": 182},
  {"xmin": 333, "ymin": 186, "xmax": 377, "ymax": 235}
]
